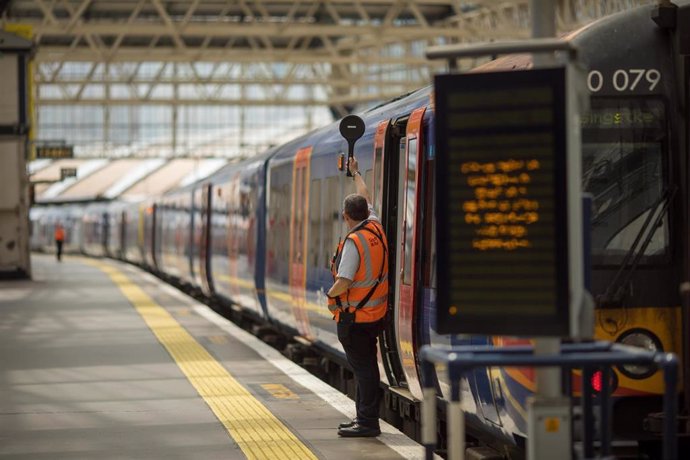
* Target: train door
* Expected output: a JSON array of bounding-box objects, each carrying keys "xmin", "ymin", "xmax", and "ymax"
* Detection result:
[
  {"xmin": 392, "ymin": 107, "xmax": 426, "ymax": 400},
  {"xmin": 200, "ymin": 182, "xmax": 214, "ymax": 296},
  {"xmin": 137, "ymin": 204, "xmax": 146, "ymax": 261},
  {"xmin": 373, "ymin": 120, "xmax": 403, "ymax": 387},
  {"xmin": 101, "ymin": 211, "xmax": 109, "ymax": 254},
  {"xmin": 144, "ymin": 203, "xmax": 157, "ymax": 268},
  {"xmin": 227, "ymin": 174, "xmax": 242, "ymax": 297},
  {"xmin": 289, "ymin": 147, "xmax": 314, "ymax": 339},
  {"xmin": 119, "ymin": 210, "xmax": 126, "ymax": 259},
  {"xmin": 191, "ymin": 188, "xmax": 203, "ymax": 286}
]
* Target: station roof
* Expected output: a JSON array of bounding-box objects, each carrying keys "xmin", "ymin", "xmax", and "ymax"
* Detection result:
[{"xmin": 30, "ymin": 158, "xmax": 228, "ymax": 204}]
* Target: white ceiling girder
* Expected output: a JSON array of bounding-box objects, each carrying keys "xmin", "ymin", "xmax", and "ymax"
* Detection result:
[
  {"xmin": 34, "ymin": 47, "xmax": 434, "ymax": 64},
  {"xmin": 3, "ymin": 0, "xmax": 654, "ymax": 108}
]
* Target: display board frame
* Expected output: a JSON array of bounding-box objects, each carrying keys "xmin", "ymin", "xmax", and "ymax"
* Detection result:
[{"xmin": 435, "ymin": 66, "xmax": 582, "ymax": 337}]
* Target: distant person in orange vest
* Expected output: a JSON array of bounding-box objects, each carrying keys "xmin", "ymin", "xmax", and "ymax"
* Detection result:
[
  {"xmin": 327, "ymin": 157, "xmax": 389, "ymax": 438},
  {"xmin": 54, "ymin": 223, "xmax": 65, "ymax": 261}
]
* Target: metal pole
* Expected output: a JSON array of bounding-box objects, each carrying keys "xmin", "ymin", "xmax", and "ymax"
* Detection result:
[
  {"xmin": 681, "ymin": 281, "xmax": 690, "ymax": 432},
  {"xmin": 534, "ymin": 338, "xmax": 561, "ymax": 399},
  {"xmin": 530, "ymin": 0, "xmax": 557, "ymax": 68},
  {"xmin": 530, "ymin": 0, "xmax": 557, "ymax": 39},
  {"xmin": 600, "ymin": 367, "xmax": 612, "ymax": 456},
  {"xmin": 422, "ymin": 361, "xmax": 437, "ymax": 460},
  {"xmin": 530, "ymin": 0, "xmax": 562, "ymax": 412},
  {"xmin": 448, "ymin": 380, "xmax": 464, "ymax": 460},
  {"xmin": 529, "ymin": 2, "xmax": 565, "ymax": 456},
  {"xmin": 662, "ymin": 355, "xmax": 678, "ymax": 460},
  {"xmin": 581, "ymin": 366, "xmax": 594, "ymax": 459}
]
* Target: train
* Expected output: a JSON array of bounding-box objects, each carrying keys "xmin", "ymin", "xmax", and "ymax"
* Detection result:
[{"xmin": 30, "ymin": 1, "xmax": 690, "ymax": 457}]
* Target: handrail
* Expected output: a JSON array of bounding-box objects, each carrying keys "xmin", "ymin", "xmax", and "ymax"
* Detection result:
[{"xmin": 419, "ymin": 342, "xmax": 678, "ymax": 460}]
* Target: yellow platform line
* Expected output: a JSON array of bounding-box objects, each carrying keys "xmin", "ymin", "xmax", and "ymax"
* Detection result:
[{"xmin": 87, "ymin": 260, "xmax": 317, "ymax": 460}]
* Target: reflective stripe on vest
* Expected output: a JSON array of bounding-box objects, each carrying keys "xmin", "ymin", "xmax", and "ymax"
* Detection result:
[{"xmin": 331, "ymin": 220, "xmax": 388, "ymax": 323}]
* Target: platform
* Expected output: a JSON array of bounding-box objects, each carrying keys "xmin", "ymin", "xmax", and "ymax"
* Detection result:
[{"xmin": 0, "ymin": 254, "xmax": 430, "ymax": 459}]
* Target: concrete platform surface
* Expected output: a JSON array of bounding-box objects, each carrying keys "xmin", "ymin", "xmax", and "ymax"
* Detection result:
[{"xmin": 0, "ymin": 254, "xmax": 433, "ymax": 460}]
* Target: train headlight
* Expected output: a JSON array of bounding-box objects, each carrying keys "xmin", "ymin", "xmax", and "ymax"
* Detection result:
[{"xmin": 616, "ymin": 329, "xmax": 663, "ymax": 379}]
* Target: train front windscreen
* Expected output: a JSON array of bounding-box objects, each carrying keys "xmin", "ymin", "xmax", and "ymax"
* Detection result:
[{"xmin": 581, "ymin": 98, "xmax": 669, "ymax": 265}]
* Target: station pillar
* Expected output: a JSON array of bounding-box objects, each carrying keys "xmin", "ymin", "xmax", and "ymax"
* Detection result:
[{"xmin": 0, "ymin": 31, "xmax": 33, "ymax": 279}]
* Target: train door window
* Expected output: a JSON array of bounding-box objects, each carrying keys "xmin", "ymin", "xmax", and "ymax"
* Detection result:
[
  {"xmin": 292, "ymin": 168, "xmax": 304, "ymax": 264},
  {"xmin": 279, "ymin": 181, "xmax": 290, "ymax": 269},
  {"xmin": 422, "ymin": 158, "xmax": 436, "ymax": 289},
  {"xmin": 364, "ymin": 169, "xmax": 373, "ymax": 196},
  {"xmin": 310, "ymin": 178, "xmax": 322, "ymax": 269},
  {"xmin": 402, "ymin": 138, "xmax": 417, "ymax": 286},
  {"xmin": 344, "ymin": 170, "xmax": 356, "ymax": 197},
  {"xmin": 373, "ymin": 146, "xmax": 383, "ymax": 211},
  {"xmin": 268, "ymin": 163, "xmax": 292, "ymax": 280},
  {"xmin": 323, "ymin": 176, "xmax": 339, "ymax": 269}
]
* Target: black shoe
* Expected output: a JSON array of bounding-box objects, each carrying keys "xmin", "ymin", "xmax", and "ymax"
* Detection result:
[
  {"xmin": 338, "ymin": 419, "xmax": 357, "ymax": 429},
  {"xmin": 338, "ymin": 423, "xmax": 381, "ymax": 438}
]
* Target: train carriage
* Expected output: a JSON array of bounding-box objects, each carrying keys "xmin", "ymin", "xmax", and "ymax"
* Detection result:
[{"xmin": 204, "ymin": 154, "xmax": 271, "ymax": 318}]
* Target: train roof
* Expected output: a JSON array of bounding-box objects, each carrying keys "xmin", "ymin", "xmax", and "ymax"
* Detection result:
[{"xmin": 268, "ymin": 86, "xmax": 432, "ymax": 164}]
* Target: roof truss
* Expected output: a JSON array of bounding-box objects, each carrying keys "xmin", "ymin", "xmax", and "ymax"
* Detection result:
[{"xmin": 4, "ymin": 0, "xmax": 652, "ymax": 114}]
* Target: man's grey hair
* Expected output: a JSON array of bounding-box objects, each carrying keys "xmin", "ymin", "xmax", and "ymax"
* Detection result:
[{"xmin": 343, "ymin": 194, "xmax": 369, "ymax": 222}]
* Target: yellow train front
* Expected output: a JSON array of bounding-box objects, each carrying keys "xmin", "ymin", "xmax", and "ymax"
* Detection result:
[
  {"xmin": 573, "ymin": 2, "xmax": 690, "ymax": 444},
  {"xmin": 573, "ymin": 1, "xmax": 689, "ymax": 448},
  {"xmin": 462, "ymin": 2, "xmax": 690, "ymax": 453}
]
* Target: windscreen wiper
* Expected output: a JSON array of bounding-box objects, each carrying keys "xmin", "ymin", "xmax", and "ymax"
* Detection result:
[{"xmin": 596, "ymin": 186, "xmax": 676, "ymax": 308}]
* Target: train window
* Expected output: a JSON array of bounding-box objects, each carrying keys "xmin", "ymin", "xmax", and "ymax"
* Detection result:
[
  {"xmin": 310, "ymin": 178, "xmax": 322, "ymax": 269},
  {"xmin": 292, "ymin": 168, "xmax": 304, "ymax": 263},
  {"xmin": 582, "ymin": 98, "xmax": 668, "ymax": 264},
  {"xmin": 267, "ymin": 163, "xmax": 292, "ymax": 281},
  {"xmin": 422, "ymin": 158, "xmax": 436, "ymax": 289},
  {"xmin": 237, "ymin": 177, "xmax": 249, "ymax": 261},
  {"xmin": 323, "ymin": 176, "xmax": 339, "ymax": 269},
  {"xmin": 403, "ymin": 138, "xmax": 417, "ymax": 286},
  {"xmin": 365, "ymin": 169, "xmax": 373, "ymax": 197},
  {"xmin": 373, "ymin": 146, "xmax": 383, "ymax": 211},
  {"xmin": 344, "ymin": 169, "xmax": 357, "ymax": 197}
]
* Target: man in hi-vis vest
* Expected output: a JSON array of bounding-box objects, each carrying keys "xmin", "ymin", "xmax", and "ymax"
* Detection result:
[
  {"xmin": 54, "ymin": 223, "xmax": 66, "ymax": 262},
  {"xmin": 327, "ymin": 157, "xmax": 389, "ymax": 438}
]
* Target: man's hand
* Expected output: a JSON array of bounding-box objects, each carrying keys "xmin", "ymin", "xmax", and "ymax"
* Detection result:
[
  {"xmin": 328, "ymin": 277, "xmax": 353, "ymax": 298},
  {"xmin": 348, "ymin": 157, "xmax": 360, "ymax": 176}
]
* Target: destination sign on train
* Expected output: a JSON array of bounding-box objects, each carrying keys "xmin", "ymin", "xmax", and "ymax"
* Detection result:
[
  {"xmin": 581, "ymin": 104, "xmax": 664, "ymax": 129},
  {"xmin": 434, "ymin": 68, "xmax": 570, "ymax": 336}
]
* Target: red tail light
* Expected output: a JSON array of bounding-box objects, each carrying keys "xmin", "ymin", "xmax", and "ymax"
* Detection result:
[
  {"xmin": 589, "ymin": 370, "xmax": 618, "ymax": 394},
  {"xmin": 591, "ymin": 371, "xmax": 603, "ymax": 392}
]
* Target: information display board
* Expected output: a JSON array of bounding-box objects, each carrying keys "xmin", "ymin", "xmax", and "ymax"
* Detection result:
[
  {"xmin": 60, "ymin": 167, "xmax": 77, "ymax": 180},
  {"xmin": 435, "ymin": 68, "xmax": 572, "ymax": 336},
  {"xmin": 36, "ymin": 145, "xmax": 73, "ymax": 159}
]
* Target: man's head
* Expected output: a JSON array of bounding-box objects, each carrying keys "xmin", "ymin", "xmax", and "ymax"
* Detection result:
[{"xmin": 342, "ymin": 193, "xmax": 368, "ymax": 228}]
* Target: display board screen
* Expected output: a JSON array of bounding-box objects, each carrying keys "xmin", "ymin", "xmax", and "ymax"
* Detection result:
[
  {"xmin": 435, "ymin": 68, "xmax": 570, "ymax": 336},
  {"xmin": 36, "ymin": 145, "xmax": 73, "ymax": 159},
  {"xmin": 60, "ymin": 167, "xmax": 77, "ymax": 180}
]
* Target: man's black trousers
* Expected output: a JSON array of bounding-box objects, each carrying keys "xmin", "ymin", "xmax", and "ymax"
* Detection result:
[{"xmin": 338, "ymin": 320, "xmax": 382, "ymax": 429}]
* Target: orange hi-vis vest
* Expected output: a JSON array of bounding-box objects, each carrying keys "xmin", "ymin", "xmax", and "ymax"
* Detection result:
[
  {"xmin": 54, "ymin": 227, "xmax": 65, "ymax": 242},
  {"xmin": 329, "ymin": 219, "xmax": 388, "ymax": 323}
]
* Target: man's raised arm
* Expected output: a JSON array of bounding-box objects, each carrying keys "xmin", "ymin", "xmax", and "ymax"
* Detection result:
[{"xmin": 348, "ymin": 157, "xmax": 371, "ymax": 204}]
